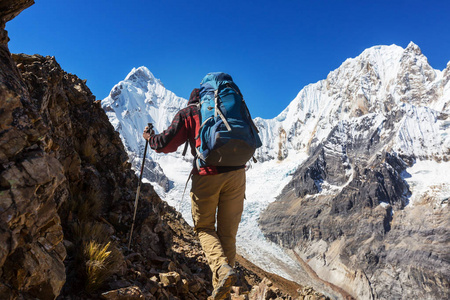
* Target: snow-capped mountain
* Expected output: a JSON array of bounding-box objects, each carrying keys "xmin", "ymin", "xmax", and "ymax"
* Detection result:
[
  {"xmin": 257, "ymin": 42, "xmax": 449, "ymax": 299},
  {"xmin": 102, "ymin": 67, "xmax": 188, "ymax": 191},
  {"xmin": 102, "ymin": 42, "xmax": 450, "ymax": 299},
  {"xmin": 255, "ymin": 42, "xmax": 449, "ymax": 164}
]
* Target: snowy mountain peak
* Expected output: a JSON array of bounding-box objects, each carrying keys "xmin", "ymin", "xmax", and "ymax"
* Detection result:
[
  {"xmin": 125, "ymin": 66, "xmax": 158, "ymax": 85},
  {"xmin": 101, "ymin": 66, "xmax": 189, "ymax": 193},
  {"xmin": 405, "ymin": 41, "xmax": 422, "ymax": 54},
  {"xmin": 102, "ymin": 66, "xmax": 187, "ymax": 159},
  {"xmin": 253, "ymin": 42, "xmax": 449, "ymax": 163}
]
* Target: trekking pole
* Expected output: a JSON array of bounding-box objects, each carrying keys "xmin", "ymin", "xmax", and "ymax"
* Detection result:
[{"xmin": 128, "ymin": 123, "xmax": 153, "ymax": 250}]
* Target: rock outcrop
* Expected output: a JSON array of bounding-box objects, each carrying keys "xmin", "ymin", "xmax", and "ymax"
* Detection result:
[{"xmin": 1, "ymin": 1, "xmax": 66, "ymax": 298}]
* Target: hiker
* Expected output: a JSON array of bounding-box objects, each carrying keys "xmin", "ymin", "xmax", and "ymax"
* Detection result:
[{"xmin": 143, "ymin": 73, "xmax": 261, "ymax": 299}]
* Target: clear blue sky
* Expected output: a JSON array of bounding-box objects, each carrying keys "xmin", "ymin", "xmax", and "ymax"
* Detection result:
[{"xmin": 7, "ymin": 0, "xmax": 450, "ymax": 119}]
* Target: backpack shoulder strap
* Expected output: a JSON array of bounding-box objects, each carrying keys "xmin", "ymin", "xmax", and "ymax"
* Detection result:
[{"xmin": 214, "ymin": 89, "xmax": 232, "ymax": 131}]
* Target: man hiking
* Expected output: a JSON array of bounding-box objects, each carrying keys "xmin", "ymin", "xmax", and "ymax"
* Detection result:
[{"xmin": 143, "ymin": 82, "xmax": 248, "ymax": 299}]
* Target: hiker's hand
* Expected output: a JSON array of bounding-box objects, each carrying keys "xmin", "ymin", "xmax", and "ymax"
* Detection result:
[{"xmin": 143, "ymin": 126, "xmax": 154, "ymax": 140}]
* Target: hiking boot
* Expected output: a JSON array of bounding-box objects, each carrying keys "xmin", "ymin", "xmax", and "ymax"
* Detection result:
[{"xmin": 211, "ymin": 264, "xmax": 237, "ymax": 300}]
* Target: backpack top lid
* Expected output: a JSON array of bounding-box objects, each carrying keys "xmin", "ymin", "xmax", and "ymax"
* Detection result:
[{"xmin": 200, "ymin": 72, "xmax": 233, "ymax": 91}]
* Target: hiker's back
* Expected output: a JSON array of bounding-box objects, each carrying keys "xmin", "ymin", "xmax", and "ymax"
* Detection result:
[{"xmin": 196, "ymin": 72, "xmax": 262, "ymax": 168}]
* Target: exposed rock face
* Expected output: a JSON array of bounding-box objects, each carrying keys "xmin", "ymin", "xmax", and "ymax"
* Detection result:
[
  {"xmin": 261, "ymin": 136, "xmax": 449, "ymax": 299},
  {"xmin": 1, "ymin": 1, "xmax": 65, "ymax": 298},
  {"xmin": 0, "ymin": 0, "xmax": 34, "ymax": 26}
]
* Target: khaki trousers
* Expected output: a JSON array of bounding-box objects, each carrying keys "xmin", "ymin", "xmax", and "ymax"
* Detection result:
[{"xmin": 190, "ymin": 168, "xmax": 245, "ymax": 288}]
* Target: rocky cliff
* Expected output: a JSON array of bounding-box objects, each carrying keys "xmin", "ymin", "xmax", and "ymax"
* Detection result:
[
  {"xmin": 0, "ymin": 1, "xmax": 325, "ymax": 299},
  {"xmin": 1, "ymin": 1, "xmax": 66, "ymax": 298}
]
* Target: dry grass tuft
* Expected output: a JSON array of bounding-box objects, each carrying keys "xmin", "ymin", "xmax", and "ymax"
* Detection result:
[
  {"xmin": 84, "ymin": 240, "xmax": 121, "ymax": 292},
  {"xmin": 71, "ymin": 222, "xmax": 123, "ymax": 293}
]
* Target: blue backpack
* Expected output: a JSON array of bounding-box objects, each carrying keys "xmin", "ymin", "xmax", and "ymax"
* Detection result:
[{"xmin": 195, "ymin": 72, "xmax": 262, "ymax": 168}]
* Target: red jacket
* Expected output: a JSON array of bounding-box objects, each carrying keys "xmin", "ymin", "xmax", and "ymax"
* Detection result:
[{"xmin": 149, "ymin": 89, "xmax": 244, "ymax": 175}]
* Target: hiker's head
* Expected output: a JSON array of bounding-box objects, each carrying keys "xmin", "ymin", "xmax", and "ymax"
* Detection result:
[{"xmin": 188, "ymin": 88, "xmax": 200, "ymax": 104}]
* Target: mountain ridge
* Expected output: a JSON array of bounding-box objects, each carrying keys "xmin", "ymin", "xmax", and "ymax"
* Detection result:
[{"xmin": 257, "ymin": 42, "xmax": 449, "ymax": 299}]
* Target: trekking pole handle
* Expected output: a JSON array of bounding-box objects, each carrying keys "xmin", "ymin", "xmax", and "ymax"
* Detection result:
[
  {"xmin": 145, "ymin": 123, "xmax": 153, "ymax": 134},
  {"xmin": 139, "ymin": 123, "xmax": 152, "ymax": 182}
]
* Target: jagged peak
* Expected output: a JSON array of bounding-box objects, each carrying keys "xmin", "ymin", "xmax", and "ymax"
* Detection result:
[
  {"xmin": 401, "ymin": 41, "xmax": 426, "ymax": 62},
  {"xmin": 125, "ymin": 66, "xmax": 157, "ymax": 83},
  {"xmin": 406, "ymin": 41, "xmax": 421, "ymax": 52}
]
